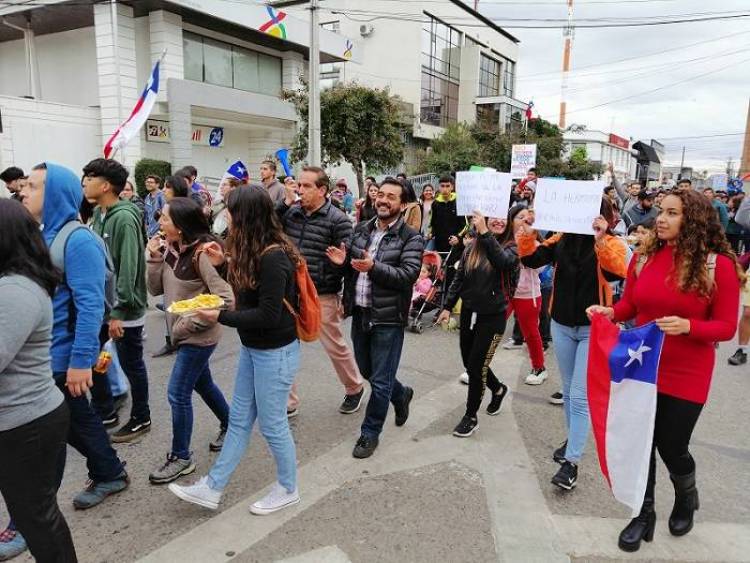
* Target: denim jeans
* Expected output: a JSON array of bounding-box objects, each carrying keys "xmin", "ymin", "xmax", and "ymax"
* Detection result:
[
  {"xmin": 168, "ymin": 344, "xmax": 229, "ymax": 459},
  {"xmin": 53, "ymin": 372, "xmax": 125, "ymax": 484},
  {"xmin": 92, "ymin": 325, "xmax": 150, "ymax": 422},
  {"xmin": 208, "ymin": 341, "xmax": 300, "ymax": 493},
  {"xmin": 550, "ymin": 320, "xmax": 591, "ymax": 463},
  {"xmin": 350, "ymin": 308, "xmax": 407, "ymax": 440}
]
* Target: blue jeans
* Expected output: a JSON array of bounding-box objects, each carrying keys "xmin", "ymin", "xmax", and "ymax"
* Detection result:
[
  {"xmin": 92, "ymin": 325, "xmax": 150, "ymax": 422},
  {"xmin": 208, "ymin": 341, "xmax": 300, "ymax": 493},
  {"xmin": 551, "ymin": 321, "xmax": 591, "ymax": 463},
  {"xmin": 168, "ymin": 344, "xmax": 229, "ymax": 460},
  {"xmin": 351, "ymin": 308, "xmax": 407, "ymax": 440},
  {"xmin": 53, "ymin": 372, "xmax": 125, "ymax": 485}
]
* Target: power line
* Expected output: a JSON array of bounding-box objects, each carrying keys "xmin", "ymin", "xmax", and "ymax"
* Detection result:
[{"xmin": 565, "ymin": 56, "xmax": 750, "ymax": 115}]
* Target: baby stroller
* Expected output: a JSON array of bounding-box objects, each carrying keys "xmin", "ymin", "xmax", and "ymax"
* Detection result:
[{"xmin": 408, "ymin": 251, "xmax": 449, "ymax": 334}]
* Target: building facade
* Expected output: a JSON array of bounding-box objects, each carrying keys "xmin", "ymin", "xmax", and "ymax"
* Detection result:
[
  {"xmin": 0, "ymin": 0, "xmax": 354, "ymax": 185},
  {"xmin": 563, "ymin": 129, "xmax": 637, "ymax": 184},
  {"xmin": 311, "ymin": 0, "xmax": 526, "ymax": 173}
]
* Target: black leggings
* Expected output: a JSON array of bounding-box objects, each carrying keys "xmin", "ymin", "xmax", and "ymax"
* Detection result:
[
  {"xmin": 459, "ymin": 310, "xmax": 506, "ymax": 418},
  {"xmin": 645, "ymin": 393, "xmax": 704, "ymax": 499},
  {"xmin": 0, "ymin": 403, "xmax": 77, "ymax": 562}
]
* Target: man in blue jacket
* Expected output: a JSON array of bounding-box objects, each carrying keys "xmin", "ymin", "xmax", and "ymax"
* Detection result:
[{"xmin": 20, "ymin": 164, "xmax": 128, "ymax": 502}]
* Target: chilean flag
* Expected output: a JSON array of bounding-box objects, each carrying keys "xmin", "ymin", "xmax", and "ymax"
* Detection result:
[
  {"xmin": 588, "ymin": 315, "xmax": 665, "ymax": 516},
  {"xmin": 104, "ymin": 60, "xmax": 160, "ymax": 158}
]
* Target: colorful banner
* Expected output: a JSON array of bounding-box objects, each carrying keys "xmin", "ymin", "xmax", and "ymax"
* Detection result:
[
  {"xmin": 146, "ymin": 120, "xmax": 225, "ymax": 148},
  {"xmin": 510, "ymin": 144, "xmax": 537, "ymax": 179}
]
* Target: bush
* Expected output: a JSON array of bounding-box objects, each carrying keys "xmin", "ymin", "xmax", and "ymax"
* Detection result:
[{"xmin": 133, "ymin": 158, "xmax": 171, "ymax": 198}]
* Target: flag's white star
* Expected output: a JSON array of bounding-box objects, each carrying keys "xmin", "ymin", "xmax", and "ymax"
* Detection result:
[
  {"xmin": 237, "ymin": 166, "xmax": 245, "ymax": 174},
  {"xmin": 624, "ymin": 341, "xmax": 652, "ymax": 368}
]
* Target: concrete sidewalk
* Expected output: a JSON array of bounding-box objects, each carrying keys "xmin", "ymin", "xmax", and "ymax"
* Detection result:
[{"xmin": 137, "ymin": 346, "xmax": 750, "ymax": 563}]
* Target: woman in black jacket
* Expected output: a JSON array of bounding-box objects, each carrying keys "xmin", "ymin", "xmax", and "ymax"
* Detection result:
[{"xmin": 437, "ymin": 207, "xmax": 520, "ymax": 438}]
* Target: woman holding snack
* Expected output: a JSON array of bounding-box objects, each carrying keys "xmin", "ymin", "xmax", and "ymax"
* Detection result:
[
  {"xmin": 169, "ymin": 187, "xmax": 303, "ymax": 515},
  {"xmin": 145, "ymin": 197, "xmax": 234, "ymax": 485}
]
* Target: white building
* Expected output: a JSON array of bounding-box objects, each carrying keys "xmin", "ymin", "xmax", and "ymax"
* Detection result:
[
  {"xmin": 308, "ymin": 0, "xmax": 526, "ymax": 171},
  {"xmin": 563, "ymin": 129, "xmax": 637, "ymax": 183},
  {"xmin": 0, "ymin": 0, "xmax": 355, "ymax": 184}
]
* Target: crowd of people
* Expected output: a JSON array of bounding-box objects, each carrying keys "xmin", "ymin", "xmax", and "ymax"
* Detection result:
[{"xmin": 0, "ymin": 158, "xmax": 745, "ymax": 561}]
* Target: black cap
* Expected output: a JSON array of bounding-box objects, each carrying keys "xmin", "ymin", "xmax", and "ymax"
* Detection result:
[{"xmin": 637, "ymin": 190, "xmax": 654, "ymax": 201}]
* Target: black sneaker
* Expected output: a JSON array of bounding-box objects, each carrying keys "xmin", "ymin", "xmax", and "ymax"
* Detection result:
[
  {"xmin": 352, "ymin": 435, "xmax": 379, "ymax": 459},
  {"xmin": 553, "ymin": 440, "xmax": 568, "ymax": 464},
  {"xmin": 551, "ymin": 461, "xmax": 578, "ymax": 490},
  {"xmin": 287, "ymin": 407, "xmax": 299, "ymax": 419},
  {"xmin": 339, "ymin": 389, "xmax": 365, "ymax": 414},
  {"xmin": 487, "ymin": 382, "xmax": 509, "ymax": 416},
  {"xmin": 394, "ymin": 386, "xmax": 414, "ymax": 427},
  {"xmin": 209, "ymin": 428, "xmax": 226, "ymax": 452},
  {"xmin": 452, "ymin": 416, "xmax": 478, "ymax": 437},
  {"xmin": 548, "ymin": 392, "xmax": 564, "ymax": 405},
  {"xmin": 100, "ymin": 411, "xmax": 119, "ymax": 428},
  {"xmin": 728, "ymin": 348, "xmax": 747, "ymax": 366},
  {"xmin": 111, "ymin": 417, "xmax": 151, "ymax": 443}
]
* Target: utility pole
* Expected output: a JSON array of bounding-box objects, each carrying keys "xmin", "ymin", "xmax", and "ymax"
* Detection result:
[
  {"xmin": 558, "ymin": 0, "xmax": 574, "ymax": 130},
  {"xmin": 679, "ymin": 146, "xmax": 685, "ymax": 179},
  {"xmin": 308, "ymin": 0, "xmax": 321, "ymax": 166},
  {"xmin": 474, "ymin": 0, "xmax": 479, "ymax": 10},
  {"xmin": 727, "ymin": 156, "xmax": 734, "ymax": 177}
]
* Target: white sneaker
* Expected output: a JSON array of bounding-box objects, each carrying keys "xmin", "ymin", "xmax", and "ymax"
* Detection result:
[
  {"xmin": 502, "ymin": 339, "xmax": 524, "ymax": 350},
  {"xmin": 458, "ymin": 372, "xmax": 469, "ymax": 385},
  {"xmin": 168, "ymin": 476, "xmax": 221, "ymax": 510},
  {"xmin": 250, "ymin": 482, "xmax": 300, "ymax": 515},
  {"xmin": 525, "ymin": 367, "xmax": 548, "ymax": 385}
]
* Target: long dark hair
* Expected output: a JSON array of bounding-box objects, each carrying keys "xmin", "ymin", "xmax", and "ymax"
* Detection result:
[
  {"xmin": 0, "ymin": 199, "xmax": 60, "ymax": 296},
  {"xmin": 165, "ymin": 175, "xmax": 188, "ymax": 198},
  {"xmin": 166, "ymin": 197, "xmax": 218, "ymax": 246},
  {"xmin": 402, "ymin": 179, "xmax": 418, "ymax": 204},
  {"xmin": 465, "ymin": 205, "xmax": 522, "ymax": 272},
  {"xmin": 225, "ymin": 187, "xmax": 301, "ymax": 290}
]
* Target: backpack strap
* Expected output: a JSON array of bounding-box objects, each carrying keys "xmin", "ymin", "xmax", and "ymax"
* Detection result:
[
  {"xmin": 707, "ymin": 252, "xmax": 717, "ymax": 288},
  {"xmin": 49, "ymin": 220, "xmax": 86, "ymax": 274}
]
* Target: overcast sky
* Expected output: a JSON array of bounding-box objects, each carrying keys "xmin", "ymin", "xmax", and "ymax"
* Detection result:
[{"xmin": 479, "ymin": 0, "xmax": 749, "ymax": 174}]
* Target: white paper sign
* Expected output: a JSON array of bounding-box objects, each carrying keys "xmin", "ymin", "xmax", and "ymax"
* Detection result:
[
  {"xmin": 456, "ymin": 171, "xmax": 513, "ymax": 217},
  {"xmin": 533, "ymin": 179, "xmax": 606, "ymax": 235},
  {"xmin": 510, "ymin": 144, "xmax": 537, "ymax": 178}
]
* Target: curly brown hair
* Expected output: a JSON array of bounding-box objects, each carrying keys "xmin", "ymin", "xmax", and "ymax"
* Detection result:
[
  {"xmin": 225, "ymin": 187, "xmax": 301, "ymax": 290},
  {"xmin": 639, "ymin": 188, "xmax": 745, "ymax": 297}
]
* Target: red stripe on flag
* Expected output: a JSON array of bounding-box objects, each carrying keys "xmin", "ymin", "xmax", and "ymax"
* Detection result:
[{"xmin": 587, "ymin": 314, "xmax": 620, "ymax": 486}]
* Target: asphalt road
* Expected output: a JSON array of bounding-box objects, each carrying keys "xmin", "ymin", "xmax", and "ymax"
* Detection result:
[{"xmin": 2, "ymin": 306, "xmax": 748, "ymax": 562}]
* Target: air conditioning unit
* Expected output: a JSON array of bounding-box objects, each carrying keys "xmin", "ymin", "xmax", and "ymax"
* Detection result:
[{"xmin": 360, "ymin": 24, "xmax": 374, "ymax": 37}]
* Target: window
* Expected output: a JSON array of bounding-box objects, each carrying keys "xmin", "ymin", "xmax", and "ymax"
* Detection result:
[
  {"xmin": 478, "ymin": 54, "xmax": 501, "ymax": 97},
  {"xmin": 183, "ymin": 32, "xmax": 282, "ymax": 96},
  {"xmin": 420, "ymin": 14, "xmax": 462, "ymax": 127},
  {"xmin": 503, "ymin": 59, "xmax": 515, "ymax": 97},
  {"xmin": 476, "ymin": 103, "xmax": 500, "ymax": 129}
]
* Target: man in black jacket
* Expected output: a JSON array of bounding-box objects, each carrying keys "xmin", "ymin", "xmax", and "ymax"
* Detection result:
[
  {"xmin": 278, "ymin": 167, "xmax": 365, "ymax": 417},
  {"xmin": 429, "ymin": 175, "xmax": 466, "ymax": 253},
  {"xmin": 327, "ymin": 178, "xmax": 424, "ymax": 458}
]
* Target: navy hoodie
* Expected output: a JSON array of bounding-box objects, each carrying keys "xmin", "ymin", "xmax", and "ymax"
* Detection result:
[{"xmin": 42, "ymin": 163, "xmax": 106, "ymax": 373}]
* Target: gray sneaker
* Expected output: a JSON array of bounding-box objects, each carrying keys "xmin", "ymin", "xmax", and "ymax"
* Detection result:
[
  {"xmin": 149, "ymin": 454, "xmax": 196, "ymax": 485},
  {"xmin": 72, "ymin": 473, "xmax": 129, "ymax": 509},
  {"xmin": 209, "ymin": 429, "xmax": 227, "ymax": 452}
]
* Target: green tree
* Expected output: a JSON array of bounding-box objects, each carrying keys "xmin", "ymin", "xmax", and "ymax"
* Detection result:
[
  {"xmin": 283, "ymin": 83, "xmax": 405, "ymax": 195},
  {"xmin": 133, "ymin": 158, "xmax": 171, "ymax": 198},
  {"xmin": 421, "ymin": 123, "xmax": 482, "ymax": 174}
]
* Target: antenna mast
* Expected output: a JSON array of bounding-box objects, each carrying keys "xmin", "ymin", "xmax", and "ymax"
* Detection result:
[{"xmin": 559, "ymin": 0, "xmax": 574, "ymax": 129}]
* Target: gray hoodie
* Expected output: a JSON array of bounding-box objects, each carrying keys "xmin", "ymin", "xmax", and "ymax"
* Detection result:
[{"xmin": 0, "ymin": 275, "xmax": 63, "ymax": 431}]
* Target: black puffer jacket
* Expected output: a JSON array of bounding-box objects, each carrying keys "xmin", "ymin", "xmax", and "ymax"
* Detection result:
[
  {"xmin": 279, "ymin": 199, "xmax": 353, "ymax": 295},
  {"xmin": 343, "ymin": 217, "xmax": 425, "ymax": 326},
  {"xmin": 444, "ymin": 233, "xmax": 519, "ymax": 316}
]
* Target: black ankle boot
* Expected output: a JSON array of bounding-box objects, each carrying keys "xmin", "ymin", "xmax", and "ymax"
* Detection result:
[
  {"xmin": 618, "ymin": 497, "xmax": 656, "ymax": 552},
  {"xmin": 669, "ymin": 471, "xmax": 699, "ymax": 536}
]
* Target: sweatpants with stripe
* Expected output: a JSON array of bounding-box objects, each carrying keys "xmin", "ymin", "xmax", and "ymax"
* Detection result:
[{"xmin": 459, "ymin": 309, "xmax": 506, "ymax": 418}]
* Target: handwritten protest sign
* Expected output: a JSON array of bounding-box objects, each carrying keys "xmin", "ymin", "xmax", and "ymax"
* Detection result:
[
  {"xmin": 533, "ymin": 179, "xmax": 605, "ymax": 235},
  {"xmin": 456, "ymin": 171, "xmax": 512, "ymax": 218},
  {"xmin": 510, "ymin": 144, "xmax": 537, "ymax": 178}
]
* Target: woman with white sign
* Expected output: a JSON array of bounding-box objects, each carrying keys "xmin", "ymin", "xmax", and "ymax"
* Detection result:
[
  {"xmin": 436, "ymin": 210, "xmax": 519, "ymax": 438},
  {"xmin": 517, "ymin": 198, "xmax": 627, "ymax": 491}
]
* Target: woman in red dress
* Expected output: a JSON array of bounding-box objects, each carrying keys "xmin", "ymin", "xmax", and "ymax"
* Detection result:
[{"xmin": 588, "ymin": 188, "xmax": 744, "ymax": 552}]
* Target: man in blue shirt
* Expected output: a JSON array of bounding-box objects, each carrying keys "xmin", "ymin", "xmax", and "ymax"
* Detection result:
[
  {"xmin": 703, "ymin": 186, "xmax": 729, "ymax": 231},
  {"xmin": 143, "ymin": 174, "xmax": 165, "ymax": 238}
]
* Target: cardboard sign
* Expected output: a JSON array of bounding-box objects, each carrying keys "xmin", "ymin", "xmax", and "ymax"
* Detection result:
[
  {"xmin": 510, "ymin": 144, "xmax": 537, "ymax": 178},
  {"xmin": 533, "ymin": 179, "xmax": 605, "ymax": 235},
  {"xmin": 456, "ymin": 171, "xmax": 512, "ymax": 218}
]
